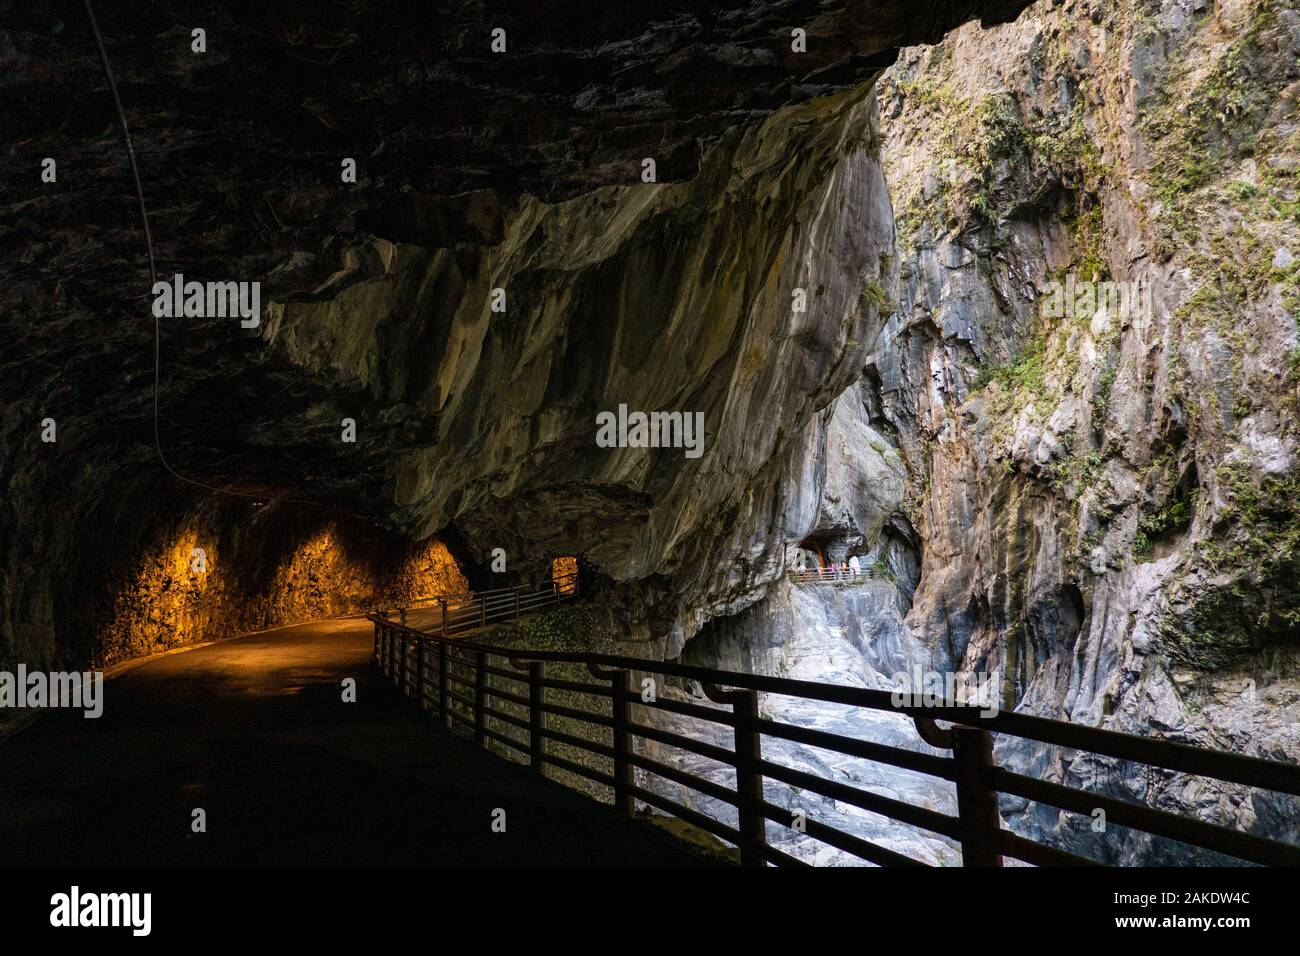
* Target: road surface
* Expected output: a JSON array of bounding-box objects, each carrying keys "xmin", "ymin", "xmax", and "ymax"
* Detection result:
[{"xmin": 0, "ymin": 617, "xmax": 714, "ymax": 866}]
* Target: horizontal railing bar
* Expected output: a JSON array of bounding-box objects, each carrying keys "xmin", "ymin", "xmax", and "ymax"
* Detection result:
[
  {"xmin": 486, "ymin": 687, "xmax": 530, "ymax": 708},
  {"xmin": 997, "ymin": 830, "xmax": 1104, "ymax": 867},
  {"xmin": 374, "ymin": 576, "xmax": 574, "ymax": 617},
  {"xmin": 629, "ymin": 785, "xmax": 742, "ymax": 845},
  {"xmin": 483, "ymin": 727, "xmax": 529, "ymax": 755},
  {"xmin": 621, "ymin": 690, "xmax": 736, "ymax": 726},
  {"xmin": 483, "ymin": 705, "xmax": 530, "ymax": 732},
  {"xmin": 989, "ymin": 767, "xmax": 1300, "ymax": 866},
  {"xmin": 761, "ymin": 843, "xmax": 811, "ymax": 867},
  {"xmin": 444, "ymin": 673, "xmax": 476, "ymax": 692},
  {"xmin": 759, "ymin": 800, "xmax": 927, "ymax": 868},
  {"xmin": 626, "ymin": 721, "xmax": 737, "ymax": 767},
  {"xmin": 627, "ymin": 751, "xmax": 740, "ymax": 807},
  {"xmin": 541, "ymin": 727, "xmax": 615, "ymax": 760},
  {"xmin": 753, "ymin": 717, "xmax": 955, "ymax": 780},
  {"xmin": 539, "ymin": 701, "xmax": 614, "ymax": 728},
  {"xmin": 483, "ymin": 665, "xmax": 528, "ymax": 684},
  {"xmin": 446, "ymin": 707, "xmax": 475, "ymax": 730},
  {"xmin": 756, "ymin": 758, "xmax": 962, "ymax": 841},
  {"xmin": 375, "ymin": 614, "xmax": 1300, "ymax": 798},
  {"xmin": 444, "ymin": 688, "xmax": 476, "ymax": 711},
  {"xmin": 542, "ymin": 753, "xmax": 616, "ymax": 789},
  {"xmin": 513, "ymin": 590, "xmax": 547, "ymax": 603},
  {"xmin": 543, "ymin": 677, "xmax": 611, "ymax": 696}
]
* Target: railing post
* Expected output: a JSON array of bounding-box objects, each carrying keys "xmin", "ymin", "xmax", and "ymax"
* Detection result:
[
  {"xmin": 730, "ymin": 689, "xmax": 766, "ymax": 867},
  {"xmin": 438, "ymin": 642, "xmax": 449, "ymax": 727},
  {"xmin": 528, "ymin": 661, "xmax": 544, "ymax": 771},
  {"xmin": 373, "ymin": 621, "xmax": 380, "ymax": 662},
  {"xmin": 702, "ymin": 683, "xmax": 766, "ymax": 865},
  {"xmin": 514, "ymin": 586, "xmax": 521, "ymax": 620},
  {"xmin": 474, "ymin": 650, "xmax": 487, "ymax": 747},
  {"xmin": 952, "ymin": 726, "xmax": 1003, "ymax": 866},
  {"xmin": 440, "ymin": 598, "xmax": 448, "ymax": 637},
  {"xmin": 609, "ymin": 669, "xmax": 633, "ymax": 817},
  {"xmin": 479, "ymin": 595, "xmax": 486, "ymax": 628},
  {"xmin": 398, "ymin": 632, "xmax": 408, "ymax": 695},
  {"xmin": 416, "ymin": 637, "xmax": 426, "ymax": 709}
]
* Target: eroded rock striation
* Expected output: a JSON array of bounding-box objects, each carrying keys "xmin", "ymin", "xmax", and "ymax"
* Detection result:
[{"xmin": 682, "ymin": 0, "xmax": 1300, "ymax": 862}]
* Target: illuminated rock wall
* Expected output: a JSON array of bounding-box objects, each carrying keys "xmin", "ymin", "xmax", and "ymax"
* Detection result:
[{"xmin": 94, "ymin": 501, "xmax": 464, "ymax": 667}]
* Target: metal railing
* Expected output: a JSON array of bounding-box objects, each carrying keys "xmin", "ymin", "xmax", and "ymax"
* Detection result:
[
  {"xmin": 368, "ymin": 599, "xmax": 1300, "ymax": 867},
  {"xmin": 788, "ymin": 567, "xmax": 870, "ymax": 584},
  {"xmin": 374, "ymin": 572, "xmax": 578, "ymax": 637}
]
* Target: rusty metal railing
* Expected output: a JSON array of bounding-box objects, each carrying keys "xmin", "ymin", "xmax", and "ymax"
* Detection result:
[{"xmin": 368, "ymin": 604, "xmax": 1300, "ymax": 867}]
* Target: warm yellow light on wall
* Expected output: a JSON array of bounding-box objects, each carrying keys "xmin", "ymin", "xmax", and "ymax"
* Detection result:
[
  {"xmin": 552, "ymin": 556, "xmax": 578, "ymax": 594},
  {"xmin": 102, "ymin": 528, "xmax": 217, "ymax": 664}
]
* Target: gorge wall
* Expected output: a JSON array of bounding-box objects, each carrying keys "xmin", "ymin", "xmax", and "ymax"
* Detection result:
[
  {"xmin": 682, "ymin": 0, "xmax": 1300, "ymax": 862},
  {"xmin": 3, "ymin": 1, "xmax": 1033, "ymax": 669},
  {"xmin": 5, "ymin": 0, "xmax": 1296, "ymax": 865}
]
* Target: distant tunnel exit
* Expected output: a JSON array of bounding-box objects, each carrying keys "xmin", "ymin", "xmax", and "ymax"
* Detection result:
[{"xmin": 551, "ymin": 556, "xmax": 577, "ymax": 594}]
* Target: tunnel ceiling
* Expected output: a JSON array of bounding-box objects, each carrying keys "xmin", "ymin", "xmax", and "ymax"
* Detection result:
[{"xmin": 1, "ymin": 0, "xmax": 1033, "ymax": 654}]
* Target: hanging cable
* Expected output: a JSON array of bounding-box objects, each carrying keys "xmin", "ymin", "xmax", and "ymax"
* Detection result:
[{"xmin": 83, "ymin": 0, "xmax": 310, "ymax": 506}]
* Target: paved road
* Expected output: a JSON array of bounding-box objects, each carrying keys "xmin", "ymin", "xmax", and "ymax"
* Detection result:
[{"xmin": 0, "ymin": 617, "xmax": 714, "ymax": 866}]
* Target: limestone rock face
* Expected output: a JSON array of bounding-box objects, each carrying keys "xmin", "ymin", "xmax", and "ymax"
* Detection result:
[
  {"xmin": 1, "ymin": 2, "xmax": 1035, "ymax": 666},
  {"xmin": 811, "ymin": 381, "xmax": 908, "ymax": 561}
]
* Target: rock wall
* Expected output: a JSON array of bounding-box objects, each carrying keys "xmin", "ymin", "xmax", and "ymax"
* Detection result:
[
  {"xmin": 4, "ymin": 489, "xmax": 464, "ymax": 669},
  {"xmin": 682, "ymin": 0, "xmax": 1300, "ymax": 862},
  {"xmin": 258, "ymin": 86, "xmax": 902, "ymax": 654},
  {"xmin": 3, "ymin": 1, "xmax": 1037, "ymax": 670}
]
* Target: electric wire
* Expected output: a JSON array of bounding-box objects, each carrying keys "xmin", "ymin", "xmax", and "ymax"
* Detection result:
[{"xmin": 83, "ymin": 0, "xmax": 313, "ymax": 506}]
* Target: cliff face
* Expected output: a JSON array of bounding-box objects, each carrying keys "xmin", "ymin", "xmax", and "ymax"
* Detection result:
[
  {"xmin": 681, "ymin": 0, "xmax": 1300, "ymax": 861},
  {"xmin": 879, "ymin": 0, "xmax": 1300, "ymax": 861},
  {"xmin": 3, "ymin": 1, "xmax": 1040, "ymax": 667},
  {"xmin": 279, "ymin": 86, "xmax": 900, "ymax": 656}
]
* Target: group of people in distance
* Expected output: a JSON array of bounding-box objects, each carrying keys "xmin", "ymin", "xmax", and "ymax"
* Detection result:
[{"xmin": 792, "ymin": 548, "xmax": 861, "ymax": 580}]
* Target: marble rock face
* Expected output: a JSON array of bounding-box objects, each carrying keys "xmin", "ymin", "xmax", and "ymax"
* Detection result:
[{"xmin": 672, "ymin": 0, "xmax": 1300, "ymax": 862}]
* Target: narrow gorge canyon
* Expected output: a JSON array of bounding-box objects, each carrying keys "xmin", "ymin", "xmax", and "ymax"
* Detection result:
[
  {"xmin": 3, "ymin": 0, "xmax": 1298, "ymax": 868},
  {"xmin": 676, "ymin": 0, "xmax": 1300, "ymax": 863}
]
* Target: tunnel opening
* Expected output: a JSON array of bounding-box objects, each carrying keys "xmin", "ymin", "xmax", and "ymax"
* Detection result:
[
  {"xmin": 551, "ymin": 556, "xmax": 578, "ymax": 595},
  {"xmin": 78, "ymin": 491, "xmax": 467, "ymax": 669}
]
